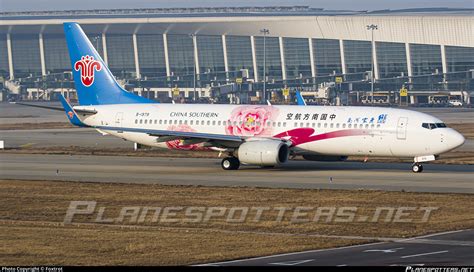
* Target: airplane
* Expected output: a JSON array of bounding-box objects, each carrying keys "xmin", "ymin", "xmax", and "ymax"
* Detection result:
[
  {"xmin": 296, "ymin": 90, "xmax": 307, "ymax": 106},
  {"xmin": 14, "ymin": 22, "xmax": 465, "ymax": 173}
]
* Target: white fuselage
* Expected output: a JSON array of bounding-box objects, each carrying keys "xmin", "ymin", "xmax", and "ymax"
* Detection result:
[{"xmin": 77, "ymin": 103, "xmax": 465, "ymax": 158}]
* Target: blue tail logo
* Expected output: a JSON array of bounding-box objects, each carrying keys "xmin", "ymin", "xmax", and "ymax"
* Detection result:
[
  {"xmin": 64, "ymin": 22, "xmax": 153, "ymax": 105},
  {"xmin": 74, "ymin": 55, "xmax": 102, "ymax": 87}
]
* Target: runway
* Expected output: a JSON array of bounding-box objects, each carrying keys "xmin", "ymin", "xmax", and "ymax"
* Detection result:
[
  {"xmin": 204, "ymin": 229, "xmax": 474, "ymax": 266},
  {"xmin": 1, "ymin": 153, "xmax": 473, "ymax": 193}
]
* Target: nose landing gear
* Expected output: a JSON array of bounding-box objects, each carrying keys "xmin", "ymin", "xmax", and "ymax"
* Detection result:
[{"xmin": 412, "ymin": 163, "xmax": 423, "ymax": 173}]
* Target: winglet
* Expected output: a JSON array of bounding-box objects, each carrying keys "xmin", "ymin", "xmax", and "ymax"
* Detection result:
[
  {"xmin": 296, "ymin": 90, "xmax": 307, "ymax": 106},
  {"xmin": 59, "ymin": 95, "xmax": 88, "ymax": 127}
]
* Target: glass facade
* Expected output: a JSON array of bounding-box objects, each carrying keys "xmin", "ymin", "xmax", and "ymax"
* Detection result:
[
  {"xmin": 87, "ymin": 34, "xmax": 104, "ymax": 59},
  {"xmin": 0, "ymin": 35, "xmax": 8, "ymax": 78},
  {"xmin": 137, "ymin": 34, "xmax": 167, "ymax": 78},
  {"xmin": 313, "ymin": 39, "xmax": 342, "ymax": 76},
  {"xmin": 283, "ymin": 38, "xmax": 311, "ymax": 79},
  {"xmin": 445, "ymin": 46, "xmax": 474, "ymax": 73},
  {"xmin": 255, "ymin": 36, "xmax": 282, "ymax": 81},
  {"xmin": 167, "ymin": 34, "xmax": 194, "ymax": 77},
  {"xmin": 410, "ymin": 44, "xmax": 442, "ymax": 75},
  {"xmin": 226, "ymin": 36, "xmax": 254, "ymax": 79},
  {"xmin": 196, "ymin": 35, "xmax": 225, "ymax": 79},
  {"xmin": 106, "ymin": 34, "xmax": 135, "ymax": 77},
  {"xmin": 44, "ymin": 34, "xmax": 70, "ymax": 74},
  {"xmin": 11, "ymin": 34, "xmax": 42, "ymax": 78},
  {"xmin": 343, "ymin": 40, "xmax": 372, "ymax": 80},
  {"xmin": 2, "ymin": 27, "xmax": 472, "ymax": 97},
  {"xmin": 376, "ymin": 42, "xmax": 407, "ymax": 78}
]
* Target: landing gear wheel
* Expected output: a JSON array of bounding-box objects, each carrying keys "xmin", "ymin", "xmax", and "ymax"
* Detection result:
[
  {"xmin": 412, "ymin": 163, "xmax": 423, "ymax": 173},
  {"xmin": 221, "ymin": 157, "xmax": 240, "ymax": 170}
]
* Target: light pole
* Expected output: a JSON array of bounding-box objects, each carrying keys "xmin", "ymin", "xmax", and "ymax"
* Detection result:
[
  {"xmin": 189, "ymin": 34, "xmax": 197, "ymax": 102},
  {"xmin": 260, "ymin": 28, "xmax": 269, "ymax": 103},
  {"xmin": 366, "ymin": 24, "xmax": 378, "ymax": 105}
]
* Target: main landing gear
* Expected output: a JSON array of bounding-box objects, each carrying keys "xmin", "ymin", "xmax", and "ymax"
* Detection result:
[
  {"xmin": 412, "ymin": 163, "xmax": 424, "ymax": 173},
  {"xmin": 221, "ymin": 157, "xmax": 240, "ymax": 170}
]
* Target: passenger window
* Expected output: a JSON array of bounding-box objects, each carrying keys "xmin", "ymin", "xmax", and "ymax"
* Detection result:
[
  {"xmin": 174, "ymin": 120, "xmax": 178, "ymax": 125},
  {"xmin": 135, "ymin": 119, "xmax": 138, "ymax": 124},
  {"xmin": 144, "ymin": 119, "xmax": 148, "ymax": 124},
  {"xmin": 202, "ymin": 120, "xmax": 205, "ymax": 125},
  {"xmin": 365, "ymin": 124, "xmax": 369, "ymax": 129},
  {"xmin": 277, "ymin": 122, "xmax": 281, "ymax": 127},
  {"xmin": 318, "ymin": 123, "xmax": 321, "ymax": 128},
  {"xmin": 190, "ymin": 120, "xmax": 193, "ymax": 125},
  {"xmin": 348, "ymin": 124, "xmax": 352, "ymax": 128},
  {"xmin": 208, "ymin": 120, "xmax": 211, "ymax": 125},
  {"xmin": 212, "ymin": 120, "xmax": 216, "ymax": 126},
  {"xmin": 164, "ymin": 120, "xmax": 167, "ymax": 125},
  {"xmin": 330, "ymin": 123, "xmax": 334, "ymax": 128},
  {"xmin": 218, "ymin": 121, "xmax": 221, "ymax": 126},
  {"xmin": 283, "ymin": 122, "xmax": 286, "ymax": 127},
  {"xmin": 336, "ymin": 123, "xmax": 340, "ymax": 128},
  {"xmin": 267, "ymin": 121, "xmax": 271, "ymax": 126},
  {"xmin": 159, "ymin": 120, "xmax": 162, "ymax": 125},
  {"xmin": 324, "ymin": 123, "xmax": 328, "ymax": 128},
  {"xmin": 300, "ymin": 122, "xmax": 304, "ymax": 127},
  {"xmin": 342, "ymin": 123, "xmax": 346, "ymax": 128}
]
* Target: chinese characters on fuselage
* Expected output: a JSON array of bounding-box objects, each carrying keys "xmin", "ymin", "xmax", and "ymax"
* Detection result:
[{"xmin": 286, "ymin": 113, "xmax": 336, "ymax": 121}]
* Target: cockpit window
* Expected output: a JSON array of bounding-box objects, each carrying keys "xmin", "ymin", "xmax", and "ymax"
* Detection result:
[{"xmin": 422, "ymin": 122, "xmax": 447, "ymax": 130}]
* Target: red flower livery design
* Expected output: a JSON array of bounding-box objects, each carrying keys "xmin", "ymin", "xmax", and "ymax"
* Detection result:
[
  {"xmin": 74, "ymin": 55, "xmax": 102, "ymax": 87},
  {"xmin": 165, "ymin": 124, "xmax": 206, "ymax": 151},
  {"xmin": 225, "ymin": 106, "xmax": 279, "ymax": 137},
  {"xmin": 67, "ymin": 111, "xmax": 74, "ymax": 119}
]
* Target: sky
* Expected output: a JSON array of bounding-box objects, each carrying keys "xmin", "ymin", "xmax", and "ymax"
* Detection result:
[{"xmin": 0, "ymin": 0, "xmax": 473, "ymax": 12}]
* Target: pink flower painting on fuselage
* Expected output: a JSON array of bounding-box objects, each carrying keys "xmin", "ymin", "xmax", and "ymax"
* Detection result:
[
  {"xmin": 225, "ymin": 105, "xmax": 280, "ymax": 137},
  {"xmin": 166, "ymin": 124, "xmax": 206, "ymax": 150}
]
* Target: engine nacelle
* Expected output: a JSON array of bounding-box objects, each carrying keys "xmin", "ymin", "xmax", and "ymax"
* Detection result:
[
  {"xmin": 236, "ymin": 140, "xmax": 289, "ymax": 166},
  {"xmin": 302, "ymin": 155, "xmax": 348, "ymax": 162}
]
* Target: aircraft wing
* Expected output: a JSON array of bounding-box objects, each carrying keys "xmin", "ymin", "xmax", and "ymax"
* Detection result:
[{"xmin": 95, "ymin": 125, "xmax": 245, "ymax": 147}]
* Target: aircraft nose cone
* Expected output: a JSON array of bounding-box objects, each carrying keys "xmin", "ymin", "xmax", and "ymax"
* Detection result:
[{"xmin": 449, "ymin": 130, "xmax": 465, "ymax": 150}]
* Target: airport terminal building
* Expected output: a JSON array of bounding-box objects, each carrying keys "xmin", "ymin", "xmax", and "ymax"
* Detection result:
[{"xmin": 0, "ymin": 7, "xmax": 473, "ymax": 105}]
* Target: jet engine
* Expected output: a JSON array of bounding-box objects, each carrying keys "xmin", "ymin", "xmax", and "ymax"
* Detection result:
[{"xmin": 236, "ymin": 140, "xmax": 289, "ymax": 166}]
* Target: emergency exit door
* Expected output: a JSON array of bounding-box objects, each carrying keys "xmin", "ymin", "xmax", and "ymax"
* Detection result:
[
  {"xmin": 396, "ymin": 117, "xmax": 408, "ymax": 140},
  {"xmin": 115, "ymin": 112, "xmax": 123, "ymax": 132}
]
